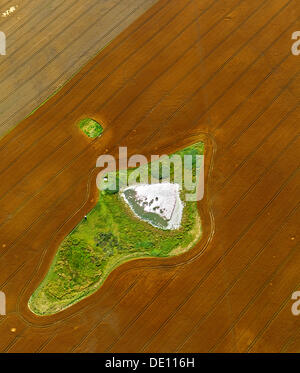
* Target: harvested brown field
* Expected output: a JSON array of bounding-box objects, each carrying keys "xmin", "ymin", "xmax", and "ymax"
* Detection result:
[
  {"xmin": 0, "ymin": 0, "xmax": 299, "ymax": 352},
  {"xmin": 0, "ymin": 0, "xmax": 158, "ymax": 137}
]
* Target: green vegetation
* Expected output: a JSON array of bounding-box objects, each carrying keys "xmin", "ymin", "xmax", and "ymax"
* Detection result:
[
  {"xmin": 29, "ymin": 142, "xmax": 204, "ymax": 315},
  {"xmin": 78, "ymin": 118, "xmax": 103, "ymax": 138}
]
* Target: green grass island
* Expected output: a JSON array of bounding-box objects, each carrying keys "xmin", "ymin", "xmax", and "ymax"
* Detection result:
[{"xmin": 29, "ymin": 142, "xmax": 204, "ymax": 315}]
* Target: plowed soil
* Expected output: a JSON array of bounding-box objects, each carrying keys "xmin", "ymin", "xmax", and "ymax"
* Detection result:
[{"xmin": 0, "ymin": 0, "xmax": 299, "ymax": 352}]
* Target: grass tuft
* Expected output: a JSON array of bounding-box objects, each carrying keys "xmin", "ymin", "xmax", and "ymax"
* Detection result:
[{"xmin": 78, "ymin": 118, "xmax": 103, "ymax": 138}]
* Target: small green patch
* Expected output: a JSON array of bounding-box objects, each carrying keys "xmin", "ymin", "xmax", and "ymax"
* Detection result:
[{"xmin": 78, "ymin": 118, "xmax": 103, "ymax": 138}]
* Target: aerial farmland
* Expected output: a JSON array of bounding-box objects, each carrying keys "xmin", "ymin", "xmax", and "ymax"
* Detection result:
[{"xmin": 0, "ymin": 0, "xmax": 299, "ymax": 359}]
